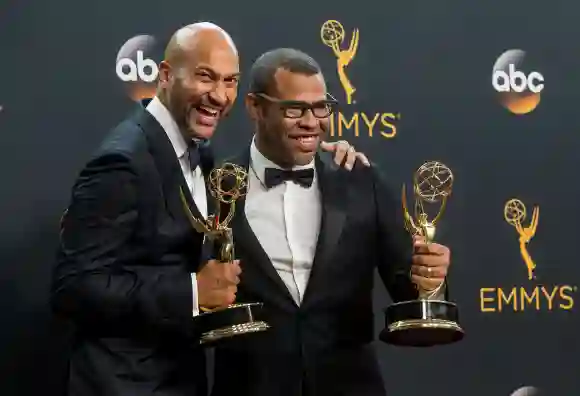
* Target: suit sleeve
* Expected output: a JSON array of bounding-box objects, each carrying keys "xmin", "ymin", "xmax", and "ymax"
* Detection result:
[
  {"xmin": 51, "ymin": 153, "xmax": 196, "ymax": 337},
  {"xmin": 371, "ymin": 165, "xmax": 419, "ymax": 303}
]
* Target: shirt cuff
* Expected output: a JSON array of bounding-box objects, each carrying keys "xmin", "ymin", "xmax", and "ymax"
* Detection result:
[{"xmin": 191, "ymin": 273, "xmax": 200, "ymax": 317}]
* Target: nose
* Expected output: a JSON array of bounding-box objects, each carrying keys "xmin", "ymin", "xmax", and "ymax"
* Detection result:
[
  {"xmin": 208, "ymin": 82, "xmax": 228, "ymax": 107},
  {"xmin": 298, "ymin": 109, "xmax": 318, "ymax": 130}
]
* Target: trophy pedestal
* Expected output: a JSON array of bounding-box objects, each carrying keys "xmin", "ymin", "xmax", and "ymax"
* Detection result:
[
  {"xmin": 379, "ymin": 300, "xmax": 463, "ymax": 347},
  {"xmin": 197, "ymin": 302, "xmax": 270, "ymax": 345}
]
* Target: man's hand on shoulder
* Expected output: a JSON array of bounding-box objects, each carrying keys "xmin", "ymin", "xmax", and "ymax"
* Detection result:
[{"xmin": 320, "ymin": 140, "xmax": 370, "ymax": 171}]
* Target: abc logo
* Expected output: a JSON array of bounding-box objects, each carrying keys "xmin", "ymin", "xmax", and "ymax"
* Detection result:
[
  {"xmin": 510, "ymin": 386, "xmax": 541, "ymax": 396},
  {"xmin": 492, "ymin": 49, "xmax": 544, "ymax": 115},
  {"xmin": 115, "ymin": 35, "xmax": 160, "ymax": 101}
]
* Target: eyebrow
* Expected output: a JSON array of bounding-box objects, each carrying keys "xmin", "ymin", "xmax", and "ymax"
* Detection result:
[
  {"xmin": 287, "ymin": 99, "xmax": 333, "ymax": 105},
  {"xmin": 276, "ymin": 97, "xmax": 336, "ymax": 105},
  {"xmin": 196, "ymin": 66, "xmax": 240, "ymax": 79}
]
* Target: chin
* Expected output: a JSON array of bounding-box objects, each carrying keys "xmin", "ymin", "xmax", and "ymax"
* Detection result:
[
  {"xmin": 294, "ymin": 152, "xmax": 316, "ymax": 166},
  {"xmin": 189, "ymin": 123, "xmax": 217, "ymax": 140}
]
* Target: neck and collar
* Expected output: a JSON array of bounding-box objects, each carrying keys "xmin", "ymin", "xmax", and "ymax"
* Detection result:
[
  {"xmin": 145, "ymin": 96, "xmax": 208, "ymax": 155},
  {"xmin": 229, "ymin": 137, "xmax": 348, "ymax": 310},
  {"xmin": 137, "ymin": 96, "xmax": 214, "ymax": 222},
  {"xmin": 145, "ymin": 96, "xmax": 190, "ymax": 160}
]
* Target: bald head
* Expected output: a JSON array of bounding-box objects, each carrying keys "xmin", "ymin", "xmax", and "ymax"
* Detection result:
[
  {"xmin": 157, "ymin": 22, "xmax": 240, "ymax": 140},
  {"xmin": 164, "ymin": 22, "xmax": 238, "ymax": 66}
]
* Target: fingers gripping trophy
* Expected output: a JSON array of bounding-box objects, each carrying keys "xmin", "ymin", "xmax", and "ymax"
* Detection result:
[
  {"xmin": 380, "ymin": 161, "xmax": 464, "ymax": 347},
  {"xmin": 179, "ymin": 163, "xmax": 269, "ymax": 345}
]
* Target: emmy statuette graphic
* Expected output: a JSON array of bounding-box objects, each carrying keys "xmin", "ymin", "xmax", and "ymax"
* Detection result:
[
  {"xmin": 379, "ymin": 161, "xmax": 464, "ymax": 347},
  {"xmin": 180, "ymin": 163, "xmax": 270, "ymax": 345},
  {"xmin": 320, "ymin": 20, "xmax": 359, "ymax": 104},
  {"xmin": 504, "ymin": 198, "xmax": 539, "ymax": 281}
]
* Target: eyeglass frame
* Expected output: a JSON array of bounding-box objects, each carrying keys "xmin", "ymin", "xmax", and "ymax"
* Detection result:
[{"xmin": 251, "ymin": 92, "xmax": 339, "ymax": 119}]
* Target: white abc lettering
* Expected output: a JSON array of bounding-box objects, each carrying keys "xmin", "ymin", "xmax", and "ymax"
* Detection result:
[
  {"xmin": 116, "ymin": 57, "xmax": 137, "ymax": 82},
  {"xmin": 115, "ymin": 51, "xmax": 158, "ymax": 82},
  {"xmin": 492, "ymin": 64, "xmax": 544, "ymax": 93},
  {"xmin": 526, "ymin": 71, "xmax": 544, "ymax": 93}
]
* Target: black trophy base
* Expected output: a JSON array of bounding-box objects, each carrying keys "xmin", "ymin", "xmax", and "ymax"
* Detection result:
[
  {"xmin": 379, "ymin": 300, "xmax": 464, "ymax": 347},
  {"xmin": 197, "ymin": 302, "xmax": 270, "ymax": 345}
]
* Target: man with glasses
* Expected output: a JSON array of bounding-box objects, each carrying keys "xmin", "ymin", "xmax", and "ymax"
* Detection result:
[{"xmin": 210, "ymin": 48, "xmax": 452, "ymax": 396}]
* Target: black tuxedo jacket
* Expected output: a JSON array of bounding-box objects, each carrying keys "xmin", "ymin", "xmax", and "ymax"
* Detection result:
[
  {"xmin": 51, "ymin": 104, "xmax": 214, "ymax": 396},
  {"xmin": 211, "ymin": 149, "xmax": 419, "ymax": 396}
]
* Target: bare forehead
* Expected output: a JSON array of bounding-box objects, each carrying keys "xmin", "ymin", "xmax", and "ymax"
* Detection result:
[
  {"xmin": 181, "ymin": 30, "xmax": 239, "ymax": 74},
  {"xmin": 273, "ymin": 69, "xmax": 327, "ymax": 101}
]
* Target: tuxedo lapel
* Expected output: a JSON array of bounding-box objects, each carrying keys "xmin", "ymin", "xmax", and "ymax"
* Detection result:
[
  {"xmin": 227, "ymin": 149, "xmax": 297, "ymax": 307},
  {"xmin": 301, "ymin": 153, "xmax": 348, "ymax": 308},
  {"xmin": 133, "ymin": 103, "xmax": 205, "ymax": 224},
  {"xmin": 200, "ymin": 143, "xmax": 217, "ymax": 217}
]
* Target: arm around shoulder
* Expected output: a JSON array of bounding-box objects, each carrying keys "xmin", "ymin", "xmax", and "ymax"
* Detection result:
[{"xmin": 51, "ymin": 152, "xmax": 196, "ymax": 337}]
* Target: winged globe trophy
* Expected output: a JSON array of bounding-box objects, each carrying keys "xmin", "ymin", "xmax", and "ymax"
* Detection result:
[
  {"xmin": 179, "ymin": 163, "xmax": 270, "ymax": 345},
  {"xmin": 379, "ymin": 161, "xmax": 464, "ymax": 347}
]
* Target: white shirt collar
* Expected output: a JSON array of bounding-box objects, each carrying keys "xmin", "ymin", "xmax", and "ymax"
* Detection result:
[
  {"xmin": 249, "ymin": 137, "xmax": 315, "ymax": 185},
  {"xmin": 145, "ymin": 96, "xmax": 188, "ymax": 159}
]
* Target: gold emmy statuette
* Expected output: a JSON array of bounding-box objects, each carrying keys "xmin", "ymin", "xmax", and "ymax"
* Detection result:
[
  {"xmin": 379, "ymin": 161, "xmax": 464, "ymax": 347},
  {"xmin": 504, "ymin": 199, "xmax": 539, "ymax": 281},
  {"xmin": 179, "ymin": 163, "xmax": 270, "ymax": 345},
  {"xmin": 320, "ymin": 20, "xmax": 359, "ymax": 104}
]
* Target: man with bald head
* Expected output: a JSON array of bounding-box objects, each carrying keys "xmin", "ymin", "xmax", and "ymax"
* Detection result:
[
  {"xmin": 52, "ymin": 22, "xmax": 365, "ymax": 396},
  {"xmin": 158, "ymin": 22, "xmax": 239, "ymax": 140}
]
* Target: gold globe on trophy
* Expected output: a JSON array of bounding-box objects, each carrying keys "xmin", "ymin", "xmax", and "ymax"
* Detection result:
[
  {"xmin": 180, "ymin": 163, "xmax": 270, "ymax": 345},
  {"xmin": 379, "ymin": 161, "xmax": 464, "ymax": 347}
]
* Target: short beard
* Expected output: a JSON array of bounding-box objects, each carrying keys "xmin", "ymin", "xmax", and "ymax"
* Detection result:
[{"xmin": 162, "ymin": 81, "xmax": 193, "ymax": 138}]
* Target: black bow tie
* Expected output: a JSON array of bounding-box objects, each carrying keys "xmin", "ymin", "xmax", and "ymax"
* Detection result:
[
  {"xmin": 187, "ymin": 139, "xmax": 213, "ymax": 173},
  {"xmin": 264, "ymin": 167, "xmax": 314, "ymax": 189}
]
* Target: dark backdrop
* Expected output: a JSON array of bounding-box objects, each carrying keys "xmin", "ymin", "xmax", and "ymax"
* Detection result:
[{"xmin": 1, "ymin": 0, "xmax": 578, "ymax": 395}]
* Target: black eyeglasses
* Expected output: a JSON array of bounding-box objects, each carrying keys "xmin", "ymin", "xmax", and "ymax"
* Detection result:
[{"xmin": 254, "ymin": 92, "xmax": 338, "ymax": 119}]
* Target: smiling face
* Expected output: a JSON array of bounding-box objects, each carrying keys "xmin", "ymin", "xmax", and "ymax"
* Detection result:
[
  {"xmin": 158, "ymin": 28, "xmax": 239, "ymax": 140},
  {"xmin": 247, "ymin": 68, "xmax": 335, "ymax": 167}
]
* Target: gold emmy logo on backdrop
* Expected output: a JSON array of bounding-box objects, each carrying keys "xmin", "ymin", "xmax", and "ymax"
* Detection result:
[
  {"xmin": 479, "ymin": 197, "xmax": 576, "ymax": 313},
  {"xmin": 180, "ymin": 163, "xmax": 270, "ymax": 344},
  {"xmin": 318, "ymin": 20, "xmax": 399, "ymax": 140},
  {"xmin": 320, "ymin": 20, "xmax": 359, "ymax": 104},
  {"xmin": 503, "ymin": 199, "xmax": 539, "ymax": 280},
  {"xmin": 379, "ymin": 161, "xmax": 464, "ymax": 347}
]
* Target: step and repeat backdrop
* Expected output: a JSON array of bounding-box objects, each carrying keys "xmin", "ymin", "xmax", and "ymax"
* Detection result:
[{"xmin": 1, "ymin": 0, "xmax": 578, "ymax": 395}]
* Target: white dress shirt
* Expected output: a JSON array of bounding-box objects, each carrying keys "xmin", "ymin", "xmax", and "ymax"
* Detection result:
[
  {"xmin": 146, "ymin": 97, "xmax": 206, "ymax": 316},
  {"xmin": 245, "ymin": 140, "xmax": 322, "ymax": 305},
  {"xmin": 244, "ymin": 140, "xmax": 445, "ymax": 302}
]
